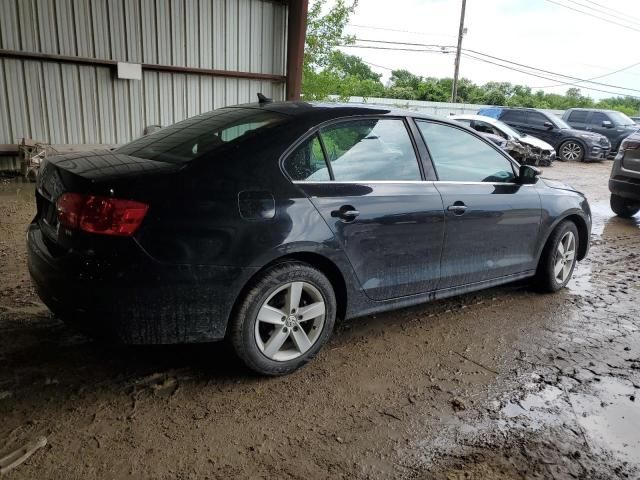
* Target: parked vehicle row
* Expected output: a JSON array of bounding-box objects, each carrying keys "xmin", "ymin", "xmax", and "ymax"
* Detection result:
[
  {"xmin": 452, "ymin": 114, "xmax": 556, "ymax": 166},
  {"xmin": 563, "ymin": 108, "xmax": 638, "ymax": 155},
  {"xmin": 28, "ymin": 101, "xmax": 591, "ymax": 375},
  {"xmin": 478, "ymin": 107, "xmax": 611, "ymax": 162}
]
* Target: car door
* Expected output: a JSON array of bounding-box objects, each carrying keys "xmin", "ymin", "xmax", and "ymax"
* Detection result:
[
  {"xmin": 283, "ymin": 117, "xmax": 445, "ymax": 300},
  {"xmin": 499, "ymin": 110, "xmax": 532, "ymax": 136},
  {"xmin": 566, "ymin": 109, "xmax": 589, "ymax": 131},
  {"xmin": 585, "ymin": 111, "xmax": 614, "ymax": 142},
  {"xmin": 415, "ymin": 120, "xmax": 542, "ymax": 289},
  {"xmin": 524, "ymin": 111, "xmax": 563, "ymax": 146}
]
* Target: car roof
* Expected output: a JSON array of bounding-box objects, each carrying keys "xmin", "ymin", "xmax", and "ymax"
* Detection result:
[
  {"xmin": 565, "ymin": 108, "xmax": 616, "ymax": 112},
  {"xmin": 451, "ymin": 114, "xmax": 501, "ymax": 124},
  {"xmin": 229, "ymin": 100, "xmax": 455, "ymax": 124}
]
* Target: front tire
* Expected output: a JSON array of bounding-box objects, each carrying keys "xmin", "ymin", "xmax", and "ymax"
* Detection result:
[
  {"xmin": 610, "ymin": 194, "xmax": 640, "ymax": 218},
  {"xmin": 535, "ymin": 221, "xmax": 579, "ymax": 293},
  {"xmin": 559, "ymin": 141, "xmax": 585, "ymax": 162},
  {"xmin": 230, "ymin": 262, "xmax": 336, "ymax": 375}
]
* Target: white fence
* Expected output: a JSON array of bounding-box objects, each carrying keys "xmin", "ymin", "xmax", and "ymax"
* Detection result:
[{"xmin": 329, "ymin": 96, "xmax": 565, "ymax": 118}]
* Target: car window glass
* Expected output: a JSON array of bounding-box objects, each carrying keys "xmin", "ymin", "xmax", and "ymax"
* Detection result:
[
  {"xmin": 500, "ymin": 110, "xmax": 527, "ymax": 123},
  {"xmin": 528, "ymin": 112, "xmax": 548, "ymax": 127},
  {"xmin": 319, "ymin": 119, "xmax": 421, "ymax": 181},
  {"xmin": 417, "ymin": 121, "xmax": 516, "ymax": 183},
  {"xmin": 589, "ymin": 112, "xmax": 609, "ymax": 126},
  {"xmin": 568, "ymin": 110, "xmax": 588, "ymax": 123},
  {"xmin": 283, "ymin": 134, "xmax": 330, "ymax": 181}
]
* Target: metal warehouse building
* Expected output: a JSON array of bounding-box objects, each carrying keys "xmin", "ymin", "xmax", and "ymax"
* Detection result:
[{"xmin": 0, "ymin": 0, "xmax": 307, "ymax": 170}]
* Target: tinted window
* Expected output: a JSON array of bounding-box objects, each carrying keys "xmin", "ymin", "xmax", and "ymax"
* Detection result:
[
  {"xmin": 117, "ymin": 108, "xmax": 286, "ymax": 164},
  {"xmin": 528, "ymin": 111, "xmax": 549, "ymax": 127},
  {"xmin": 500, "ymin": 110, "xmax": 527, "ymax": 123},
  {"xmin": 417, "ymin": 122, "xmax": 516, "ymax": 183},
  {"xmin": 589, "ymin": 112, "xmax": 609, "ymax": 126},
  {"xmin": 319, "ymin": 119, "xmax": 421, "ymax": 181},
  {"xmin": 568, "ymin": 110, "xmax": 588, "ymax": 123},
  {"xmin": 284, "ymin": 134, "xmax": 330, "ymax": 181}
]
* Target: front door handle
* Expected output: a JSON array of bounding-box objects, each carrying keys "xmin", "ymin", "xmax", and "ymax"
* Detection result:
[
  {"xmin": 331, "ymin": 205, "xmax": 360, "ymax": 222},
  {"xmin": 447, "ymin": 202, "xmax": 468, "ymax": 215}
]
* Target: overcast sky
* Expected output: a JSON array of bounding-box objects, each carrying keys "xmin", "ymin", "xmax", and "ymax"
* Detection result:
[{"xmin": 338, "ymin": 0, "xmax": 640, "ymax": 100}]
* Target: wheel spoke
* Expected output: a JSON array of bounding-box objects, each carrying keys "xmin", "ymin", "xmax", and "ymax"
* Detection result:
[
  {"xmin": 257, "ymin": 305, "xmax": 286, "ymax": 325},
  {"xmin": 565, "ymin": 251, "xmax": 575, "ymax": 262},
  {"xmin": 263, "ymin": 328, "xmax": 289, "ymax": 357},
  {"xmin": 557, "ymin": 242, "xmax": 565, "ymax": 256},
  {"xmin": 554, "ymin": 261, "xmax": 564, "ymax": 277},
  {"xmin": 287, "ymin": 282, "xmax": 303, "ymax": 313},
  {"xmin": 291, "ymin": 327, "xmax": 312, "ymax": 353},
  {"xmin": 563, "ymin": 262, "xmax": 572, "ymax": 281},
  {"xmin": 297, "ymin": 301, "xmax": 325, "ymax": 321}
]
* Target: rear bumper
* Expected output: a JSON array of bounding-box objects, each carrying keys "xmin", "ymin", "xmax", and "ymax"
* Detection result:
[
  {"xmin": 27, "ymin": 224, "xmax": 257, "ymax": 344},
  {"xmin": 609, "ymin": 178, "xmax": 640, "ymax": 202}
]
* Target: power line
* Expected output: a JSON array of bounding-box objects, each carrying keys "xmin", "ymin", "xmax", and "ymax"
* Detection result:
[
  {"xmin": 461, "ymin": 52, "xmax": 640, "ymax": 99},
  {"xmin": 543, "ymin": 0, "xmax": 640, "ymax": 33},
  {"xmin": 533, "ymin": 61, "xmax": 640, "ymax": 89},
  {"xmin": 341, "ymin": 44, "xmax": 451, "ymax": 54},
  {"xmin": 463, "ymin": 48, "xmax": 640, "ymax": 93},
  {"xmin": 580, "ymin": 0, "xmax": 640, "ymax": 24},
  {"xmin": 347, "ymin": 23, "xmax": 457, "ymax": 39},
  {"xmin": 561, "ymin": 0, "xmax": 640, "ymax": 27},
  {"xmin": 351, "ymin": 39, "xmax": 640, "ymax": 93}
]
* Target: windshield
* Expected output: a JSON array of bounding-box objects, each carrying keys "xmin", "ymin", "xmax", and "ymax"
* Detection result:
[
  {"xmin": 608, "ymin": 111, "xmax": 635, "ymax": 126},
  {"xmin": 549, "ymin": 114, "xmax": 571, "ymax": 129},
  {"xmin": 116, "ymin": 108, "xmax": 286, "ymax": 164}
]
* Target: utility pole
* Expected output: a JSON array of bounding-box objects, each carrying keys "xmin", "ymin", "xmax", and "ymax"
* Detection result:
[{"xmin": 451, "ymin": 0, "xmax": 467, "ymax": 103}]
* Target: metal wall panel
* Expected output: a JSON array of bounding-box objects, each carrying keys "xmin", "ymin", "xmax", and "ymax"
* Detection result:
[{"xmin": 0, "ymin": 0, "xmax": 288, "ymax": 146}]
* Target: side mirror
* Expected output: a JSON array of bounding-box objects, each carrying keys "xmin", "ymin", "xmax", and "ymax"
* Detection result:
[
  {"xmin": 543, "ymin": 121, "xmax": 554, "ymax": 129},
  {"xmin": 602, "ymin": 120, "xmax": 613, "ymax": 128},
  {"xmin": 519, "ymin": 165, "xmax": 541, "ymax": 185}
]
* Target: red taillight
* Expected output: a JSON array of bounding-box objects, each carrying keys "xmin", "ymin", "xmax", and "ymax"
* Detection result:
[
  {"xmin": 56, "ymin": 193, "xmax": 148, "ymax": 236},
  {"xmin": 620, "ymin": 139, "xmax": 640, "ymax": 151}
]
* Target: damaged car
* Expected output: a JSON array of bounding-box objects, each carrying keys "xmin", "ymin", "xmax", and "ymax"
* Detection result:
[{"xmin": 452, "ymin": 114, "xmax": 556, "ymax": 166}]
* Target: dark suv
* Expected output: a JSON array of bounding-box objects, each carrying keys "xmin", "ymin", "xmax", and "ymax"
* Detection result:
[
  {"xmin": 478, "ymin": 107, "xmax": 610, "ymax": 162},
  {"xmin": 563, "ymin": 108, "xmax": 639, "ymax": 155},
  {"xmin": 609, "ymin": 131, "xmax": 640, "ymax": 217}
]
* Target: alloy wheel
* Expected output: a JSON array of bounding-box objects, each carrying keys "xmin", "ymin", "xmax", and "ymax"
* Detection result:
[
  {"xmin": 561, "ymin": 142, "xmax": 583, "ymax": 161},
  {"xmin": 254, "ymin": 281, "xmax": 326, "ymax": 362},
  {"xmin": 553, "ymin": 231, "xmax": 576, "ymax": 284}
]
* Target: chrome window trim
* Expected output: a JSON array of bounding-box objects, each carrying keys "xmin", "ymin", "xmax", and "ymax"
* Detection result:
[{"xmin": 292, "ymin": 180, "xmax": 533, "ymax": 186}]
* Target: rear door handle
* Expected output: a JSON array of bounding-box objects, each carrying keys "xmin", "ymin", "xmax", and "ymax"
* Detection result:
[
  {"xmin": 331, "ymin": 205, "xmax": 360, "ymax": 222},
  {"xmin": 447, "ymin": 203, "xmax": 467, "ymax": 215}
]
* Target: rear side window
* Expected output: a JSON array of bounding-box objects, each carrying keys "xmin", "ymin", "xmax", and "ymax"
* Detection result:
[
  {"xmin": 568, "ymin": 110, "xmax": 588, "ymax": 123},
  {"xmin": 283, "ymin": 135, "xmax": 330, "ymax": 181},
  {"xmin": 284, "ymin": 118, "xmax": 422, "ymax": 182},
  {"xmin": 417, "ymin": 121, "xmax": 516, "ymax": 183},
  {"xmin": 320, "ymin": 119, "xmax": 421, "ymax": 181},
  {"xmin": 500, "ymin": 110, "xmax": 527, "ymax": 123},
  {"xmin": 117, "ymin": 108, "xmax": 286, "ymax": 164}
]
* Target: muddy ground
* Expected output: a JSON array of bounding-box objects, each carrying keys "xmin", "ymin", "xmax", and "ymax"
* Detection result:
[{"xmin": 0, "ymin": 161, "xmax": 638, "ymax": 479}]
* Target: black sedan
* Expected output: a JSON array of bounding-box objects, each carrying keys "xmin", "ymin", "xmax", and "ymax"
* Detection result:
[{"xmin": 28, "ymin": 100, "xmax": 591, "ymax": 375}]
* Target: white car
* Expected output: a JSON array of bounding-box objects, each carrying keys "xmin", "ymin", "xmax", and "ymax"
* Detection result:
[{"xmin": 452, "ymin": 114, "xmax": 556, "ymax": 166}]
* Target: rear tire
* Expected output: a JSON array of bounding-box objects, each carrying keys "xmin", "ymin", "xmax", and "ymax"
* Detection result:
[
  {"xmin": 229, "ymin": 262, "xmax": 336, "ymax": 376},
  {"xmin": 610, "ymin": 194, "xmax": 640, "ymax": 218},
  {"xmin": 559, "ymin": 141, "xmax": 585, "ymax": 162},
  {"xmin": 534, "ymin": 221, "xmax": 579, "ymax": 293}
]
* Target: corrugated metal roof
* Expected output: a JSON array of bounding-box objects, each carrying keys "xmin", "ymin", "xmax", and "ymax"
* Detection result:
[{"xmin": 0, "ymin": 0, "xmax": 288, "ymax": 145}]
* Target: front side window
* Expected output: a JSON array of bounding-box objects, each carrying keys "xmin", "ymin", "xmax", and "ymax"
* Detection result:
[
  {"xmin": 528, "ymin": 112, "xmax": 549, "ymax": 127},
  {"xmin": 589, "ymin": 112, "xmax": 609, "ymax": 126},
  {"xmin": 319, "ymin": 119, "xmax": 421, "ymax": 181},
  {"xmin": 417, "ymin": 121, "xmax": 516, "ymax": 183}
]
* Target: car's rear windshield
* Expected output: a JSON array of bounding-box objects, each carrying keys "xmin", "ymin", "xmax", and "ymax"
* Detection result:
[{"xmin": 116, "ymin": 107, "xmax": 286, "ymax": 164}]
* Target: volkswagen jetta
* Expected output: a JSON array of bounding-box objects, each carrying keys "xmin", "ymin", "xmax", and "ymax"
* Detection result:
[{"xmin": 28, "ymin": 101, "xmax": 591, "ymax": 375}]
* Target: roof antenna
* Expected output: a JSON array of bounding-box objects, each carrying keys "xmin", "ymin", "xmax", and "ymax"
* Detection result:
[{"xmin": 257, "ymin": 92, "xmax": 272, "ymax": 104}]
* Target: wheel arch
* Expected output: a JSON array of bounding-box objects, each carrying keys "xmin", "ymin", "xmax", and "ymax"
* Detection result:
[
  {"xmin": 227, "ymin": 251, "xmax": 349, "ymax": 337},
  {"xmin": 538, "ymin": 212, "xmax": 590, "ymax": 263}
]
